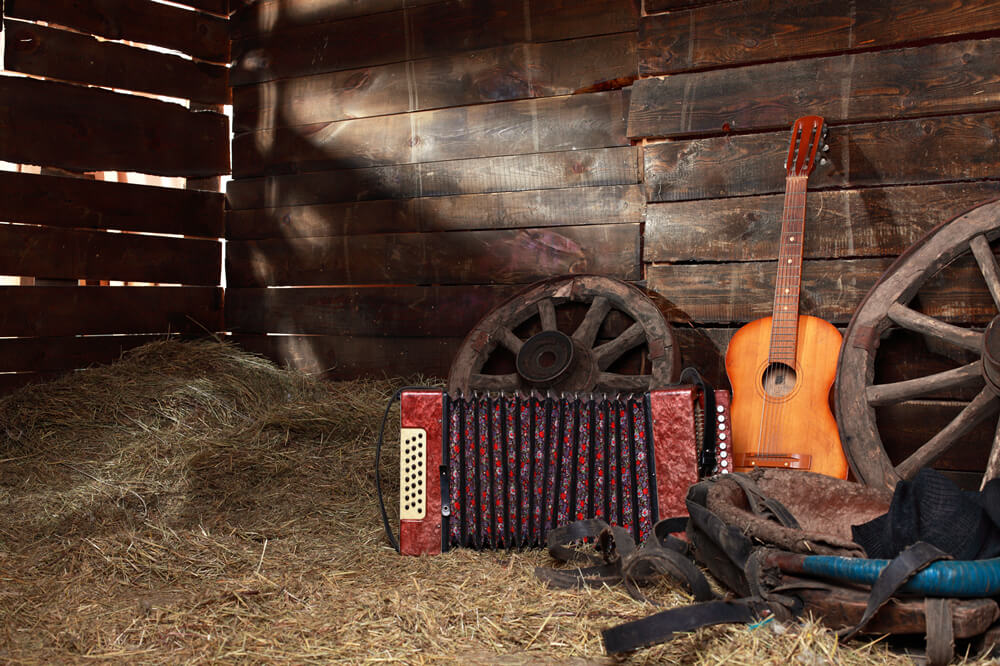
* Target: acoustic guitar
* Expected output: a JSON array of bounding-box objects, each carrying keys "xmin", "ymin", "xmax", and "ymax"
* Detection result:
[{"xmin": 724, "ymin": 115, "xmax": 849, "ymax": 479}]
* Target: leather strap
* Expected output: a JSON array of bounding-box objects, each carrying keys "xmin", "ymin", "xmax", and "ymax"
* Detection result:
[
  {"xmin": 535, "ymin": 518, "xmax": 714, "ymax": 604},
  {"xmin": 925, "ymin": 597, "xmax": 955, "ymax": 666},
  {"xmin": 545, "ymin": 518, "xmax": 633, "ymax": 566},
  {"xmin": 603, "ymin": 600, "xmax": 770, "ymax": 654},
  {"xmin": 838, "ymin": 541, "xmax": 952, "ymax": 642},
  {"xmin": 678, "ymin": 367, "xmax": 718, "ymax": 477}
]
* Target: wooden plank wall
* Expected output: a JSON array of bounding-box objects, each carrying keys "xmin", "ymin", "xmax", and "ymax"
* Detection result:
[
  {"xmin": 633, "ymin": 0, "xmax": 1000, "ymax": 480},
  {"xmin": 225, "ymin": 0, "xmax": 644, "ymax": 378},
  {"xmin": 225, "ymin": 0, "xmax": 1000, "ymax": 478},
  {"xmin": 0, "ymin": 0, "xmax": 230, "ymax": 394}
]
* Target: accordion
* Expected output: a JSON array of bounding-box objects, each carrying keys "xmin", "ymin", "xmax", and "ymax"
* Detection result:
[{"xmin": 398, "ymin": 387, "xmax": 731, "ymax": 556}]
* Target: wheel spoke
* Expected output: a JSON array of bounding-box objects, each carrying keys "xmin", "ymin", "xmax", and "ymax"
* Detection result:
[
  {"xmin": 970, "ymin": 234, "xmax": 1000, "ymax": 310},
  {"xmin": 887, "ymin": 302, "xmax": 982, "ymax": 353},
  {"xmin": 593, "ymin": 322, "xmax": 646, "ymax": 371},
  {"xmin": 538, "ymin": 298, "xmax": 557, "ymax": 332},
  {"xmin": 865, "ymin": 361, "xmax": 984, "ymax": 407},
  {"xmin": 895, "ymin": 386, "xmax": 1000, "ymax": 479},
  {"xmin": 495, "ymin": 327, "xmax": 523, "ymax": 355},
  {"xmin": 469, "ymin": 373, "xmax": 521, "ymax": 392},
  {"xmin": 981, "ymin": 417, "xmax": 1000, "ymax": 490},
  {"xmin": 573, "ymin": 296, "xmax": 611, "ymax": 348},
  {"xmin": 596, "ymin": 372, "xmax": 650, "ymax": 392}
]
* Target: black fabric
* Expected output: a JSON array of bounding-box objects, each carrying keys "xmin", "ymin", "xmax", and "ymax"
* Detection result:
[{"xmin": 851, "ymin": 468, "xmax": 1000, "ymax": 560}]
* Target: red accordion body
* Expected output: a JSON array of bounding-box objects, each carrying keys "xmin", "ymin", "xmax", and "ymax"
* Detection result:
[{"xmin": 399, "ymin": 387, "xmax": 730, "ymax": 556}]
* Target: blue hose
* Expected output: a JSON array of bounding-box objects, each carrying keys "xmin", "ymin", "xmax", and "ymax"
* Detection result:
[{"xmin": 800, "ymin": 555, "xmax": 1000, "ymax": 597}]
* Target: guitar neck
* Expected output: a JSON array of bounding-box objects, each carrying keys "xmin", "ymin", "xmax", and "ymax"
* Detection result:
[{"xmin": 769, "ymin": 173, "xmax": 808, "ymax": 364}]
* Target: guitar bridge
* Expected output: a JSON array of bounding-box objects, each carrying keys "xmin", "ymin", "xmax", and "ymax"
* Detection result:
[{"xmin": 733, "ymin": 452, "xmax": 812, "ymax": 471}]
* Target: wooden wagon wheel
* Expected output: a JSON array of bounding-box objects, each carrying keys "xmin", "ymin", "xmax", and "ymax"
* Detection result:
[
  {"xmin": 835, "ymin": 199, "xmax": 1000, "ymax": 491},
  {"xmin": 447, "ymin": 275, "xmax": 680, "ymax": 395}
]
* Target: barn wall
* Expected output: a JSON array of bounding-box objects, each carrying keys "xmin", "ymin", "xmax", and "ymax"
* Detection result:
[
  {"xmin": 226, "ymin": 0, "xmax": 1000, "ymax": 479},
  {"xmin": 633, "ymin": 0, "xmax": 1000, "ymax": 480},
  {"xmin": 0, "ymin": 0, "xmax": 231, "ymax": 393},
  {"xmin": 224, "ymin": 0, "xmax": 644, "ymax": 378}
]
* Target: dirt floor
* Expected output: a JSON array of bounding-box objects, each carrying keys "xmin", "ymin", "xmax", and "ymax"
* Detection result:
[{"xmin": 0, "ymin": 340, "xmax": 971, "ymax": 664}]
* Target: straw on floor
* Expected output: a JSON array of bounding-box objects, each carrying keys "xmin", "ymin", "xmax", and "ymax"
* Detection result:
[{"xmin": 0, "ymin": 340, "xmax": 925, "ymax": 663}]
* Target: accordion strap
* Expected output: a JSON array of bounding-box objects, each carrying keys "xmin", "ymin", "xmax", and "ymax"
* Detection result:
[
  {"xmin": 678, "ymin": 367, "xmax": 718, "ymax": 477},
  {"xmin": 375, "ymin": 386, "xmax": 431, "ymax": 554}
]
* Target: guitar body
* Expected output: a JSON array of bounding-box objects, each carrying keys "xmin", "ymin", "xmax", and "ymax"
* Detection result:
[{"xmin": 725, "ymin": 314, "xmax": 849, "ymax": 479}]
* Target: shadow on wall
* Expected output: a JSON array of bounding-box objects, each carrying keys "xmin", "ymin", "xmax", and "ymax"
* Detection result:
[{"xmin": 224, "ymin": 1, "xmax": 653, "ymax": 382}]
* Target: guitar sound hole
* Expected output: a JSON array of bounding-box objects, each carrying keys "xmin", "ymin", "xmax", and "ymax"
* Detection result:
[{"xmin": 761, "ymin": 362, "xmax": 797, "ymax": 398}]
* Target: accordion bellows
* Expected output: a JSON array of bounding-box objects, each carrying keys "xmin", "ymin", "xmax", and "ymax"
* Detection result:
[{"xmin": 399, "ymin": 388, "xmax": 731, "ymax": 556}]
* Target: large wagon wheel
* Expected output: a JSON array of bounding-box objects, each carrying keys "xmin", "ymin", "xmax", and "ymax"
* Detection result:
[
  {"xmin": 835, "ymin": 199, "xmax": 1000, "ymax": 491},
  {"xmin": 448, "ymin": 275, "xmax": 680, "ymax": 395}
]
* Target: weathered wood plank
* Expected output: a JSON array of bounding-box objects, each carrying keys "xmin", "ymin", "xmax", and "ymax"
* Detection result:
[
  {"xmin": 644, "ymin": 182, "xmax": 1000, "ymax": 262},
  {"xmin": 232, "ymin": 33, "xmax": 636, "ymax": 132},
  {"xmin": 527, "ymin": 0, "xmax": 639, "ymax": 43},
  {"xmin": 226, "ymin": 284, "xmax": 647, "ymax": 340},
  {"xmin": 629, "ymin": 37, "xmax": 1000, "ymax": 139},
  {"xmin": 226, "ymin": 223, "xmax": 640, "ymax": 287},
  {"xmin": 640, "ymin": 0, "xmax": 1000, "ymax": 77},
  {"xmin": 232, "ymin": 0, "xmax": 636, "ymax": 85},
  {"xmin": 644, "ymin": 113, "xmax": 1000, "ymax": 202},
  {"xmin": 231, "ymin": 10, "xmax": 407, "ymax": 85},
  {"xmin": 226, "ymin": 184, "xmax": 644, "ymax": 240},
  {"xmin": 647, "ymin": 256, "xmax": 1000, "ymax": 324},
  {"xmin": 232, "ymin": 0, "xmax": 470, "ymax": 40},
  {"xmin": 226, "ymin": 145, "xmax": 640, "ymax": 209},
  {"xmin": 880, "ymin": 400, "xmax": 995, "ymax": 472},
  {"xmin": 645, "ymin": 0, "xmax": 715, "ymax": 12},
  {"xmin": 0, "ymin": 171, "xmax": 223, "ymax": 237},
  {"xmin": 4, "ymin": 0, "xmax": 229, "ymax": 63},
  {"xmin": 0, "ymin": 372, "xmax": 69, "ymax": 396},
  {"xmin": 232, "ymin": 90, "xmax": 629, "ymax": 177},
  {"xmin": 231, "ymin": 333, "xmax": 457, "ymax": 379},
  {"xmin": 3, "ymin": 20, "xmax": 229, "ymax": 104},
  {"xmin": 648, "ymin": 258, "xmax": 892, "ymax": 325},
  {"xmin": 0, "ymin": 287, "xmax": 223, "ymax": 337},
  {"xmin": 230, "ymin": 0, "xmax": 454, "ymax": 39},
  {"xmin": 168, "ymin": 0, "xmax": 230, "ymax": 16},
  {"xmin": 225, "ymin": 284, "xmax": 518, "ymax": 336},
  {"xmin": 0, "ymin": 335, "xmax": 169, "ymax": 373},
  {"xmin": 0, "ymin": 77, "xmax": 230, "ymax": 178},
  {"xmin": 0, "ymin": 225, "xmax": 220, "ymax": 285},
  {"xmin": 234, "ymin": 324, "xmax": 735, "ymax": 387}
]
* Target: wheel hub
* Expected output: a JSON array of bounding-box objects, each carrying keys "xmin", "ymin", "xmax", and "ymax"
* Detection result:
[{"xmin": 515, "ymin": 330, "xmax": 575, "ymax": 385}]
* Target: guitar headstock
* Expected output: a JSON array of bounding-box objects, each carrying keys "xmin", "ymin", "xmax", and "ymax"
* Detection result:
[{"xmin": 785, "ymin": 116, "xmax": 827, "ymax": 177}]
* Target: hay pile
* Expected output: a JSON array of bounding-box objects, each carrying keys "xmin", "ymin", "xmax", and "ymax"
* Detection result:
[{"xmin": 0, "ymin": 340, "xmax": 923, "ymax": 663}]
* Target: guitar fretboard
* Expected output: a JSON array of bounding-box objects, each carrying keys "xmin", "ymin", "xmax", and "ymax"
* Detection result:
[{"xmin": 768, "ymin": 174, "xmax": 808, "ymax": 365}]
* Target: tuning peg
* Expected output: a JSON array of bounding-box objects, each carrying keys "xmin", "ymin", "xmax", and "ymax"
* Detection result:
[
  {"xmin": 819, "ymin": 157, "xmax": 829, "ymax": 166},
  {"xmin": 822, "ymin": 143, "xmax": 830, "ymax": 152}
]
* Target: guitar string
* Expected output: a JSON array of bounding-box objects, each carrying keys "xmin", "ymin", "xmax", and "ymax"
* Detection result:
[
  {"xmin": 762, "ymin": 176, "xmax": 805, "ymax": 457},
  {"xmin": 759, "ymin": 169, "xmax": 809, "ymax": 462},
  {"xmin": 758, "ymin": 176, "xmax": 793, "ymax": 458},
  {"xmin": 759, "ymin": 176, "xmax": 802, "ymax": 460}
]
